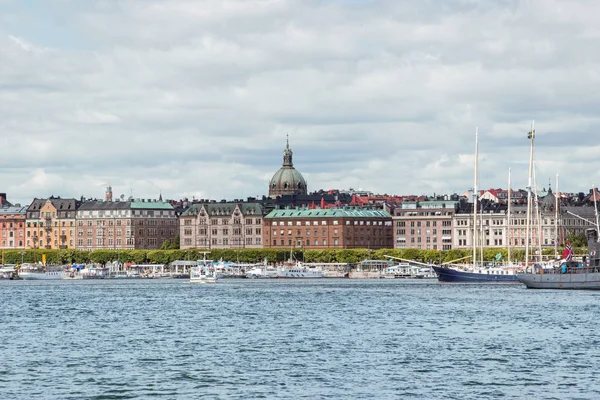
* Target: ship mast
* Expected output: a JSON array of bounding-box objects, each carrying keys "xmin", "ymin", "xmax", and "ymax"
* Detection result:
[
  {"xmin": 593, "ymin": 185, "xmax": 600, "ymax": 242},
  {"xmin": 507, "ymin": 168, "xmax": 511, "ymax": 265},
  {"xmin": 554, "ymin": 174, "xmax": 559, "ymax": 258},
  {"xmin": 525, "ymin": 120, "xmax": 535, "ymax": 268},
  {"xmin": 533, "ymin": 162, "xmax": 543, "ymax": 262},
  {"xmin": 473, "ymin": 127, "xmax": 479, "ymax": 267}
]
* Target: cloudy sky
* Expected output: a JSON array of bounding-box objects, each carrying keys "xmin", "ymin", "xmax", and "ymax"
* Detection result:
[{"xmin": 1, "ymin": 0, "xmax": 599, "ymax": 205}]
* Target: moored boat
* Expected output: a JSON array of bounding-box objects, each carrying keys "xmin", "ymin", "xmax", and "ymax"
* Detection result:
[
  {"xmin": 518, "ymin": 229, "xmax": 600, "ymax": 290},
  {"xmin": 276, "ymin": 261, "xmax": 324, "ymax": 279},
  {"xmin": 433, "ymin": 265, "xmax": 520, "ymax": 283},
  {"xmin": 190, "ymin": 252, "xmax": 218, "ymax": 283},
  {"xmin": 18, "ymin": 263, "xmax": 65, "ymax": 280}
]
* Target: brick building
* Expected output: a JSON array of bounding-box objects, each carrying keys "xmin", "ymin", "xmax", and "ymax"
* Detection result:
[
  {"xmin": 76, "ymin": 199, "xmax": 178, "ymax": 250},
  {"xmin": 263, "ymin": 207, "xmax": 393, "ymax": 249}
]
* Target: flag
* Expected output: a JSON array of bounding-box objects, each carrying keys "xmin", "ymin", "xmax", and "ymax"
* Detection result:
[
  {"xmin": 562, "ymin": 243, "xmax": 573, "ymax": 261},
  {"xmin": 527, "ymin": 129, "xmax": 535, "ymax": 139}
]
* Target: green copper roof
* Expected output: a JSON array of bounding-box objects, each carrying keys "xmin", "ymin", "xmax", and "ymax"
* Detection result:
[
  {"xmin": 130, "ymin": 201, "xmax": 174, "ymax": 210},
  {"xmin": 264, "ymin": 207, "xmax": 391, "ymax": 219}
]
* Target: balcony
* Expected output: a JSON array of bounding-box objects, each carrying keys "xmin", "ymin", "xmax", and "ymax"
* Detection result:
[
  {"xmin": 59, "ymin": 245, "xmax": 67, "ymax": 249},
  {"xmin": 60, "ymin": 235, "xmax": 67, "ymax": 240}
]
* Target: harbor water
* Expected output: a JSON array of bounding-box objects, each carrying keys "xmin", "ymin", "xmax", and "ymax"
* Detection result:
[{"xmin": 1, "ymin": 279, "xmax": 599, "ymax": 399}]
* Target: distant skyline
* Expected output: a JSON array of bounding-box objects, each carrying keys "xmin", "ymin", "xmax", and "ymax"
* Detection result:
[{"xmin": 2, "ymin": 0, "xmax": 600, "ymax": 206}]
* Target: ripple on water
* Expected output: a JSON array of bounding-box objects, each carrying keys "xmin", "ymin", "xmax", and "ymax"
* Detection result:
[{"xmin": 1, "ymin": 279, "xmax": 600, "ymax": 399}]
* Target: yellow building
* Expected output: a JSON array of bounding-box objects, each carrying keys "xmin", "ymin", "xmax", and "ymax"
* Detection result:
[{"xmin": 25, "ymin": 197, "xmax": 79, "ymax": 249}]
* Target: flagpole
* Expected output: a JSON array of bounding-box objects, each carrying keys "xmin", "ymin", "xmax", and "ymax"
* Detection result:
[{"xmin": 525, "ymin": 120, "xmax": 535, "ymax": 269}]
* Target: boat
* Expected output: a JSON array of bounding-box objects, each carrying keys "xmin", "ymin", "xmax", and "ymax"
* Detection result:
[
  {"xmin": 62, "ymin": 264, "xmax": 110, "ymax": 280},
  {"xmin": 19, "ymin": 264, "xmax": 64, "ymax": 280},
  {"xmin": 0, "ymin": 264, "xmax": 18, "ymax": 280},
  {"xmin": 432, "ymin": 128, "xmax": 523, "ymax": 283},
  {"xmin": 246, "ymin": 261, "xmax": 278, "ymax": 279},
  {"xmin": 518, "ymin": 211, "xmax": 600, "ymax": 289},
  {"xmin": 190, "ymin": 252, "xmax": 218, "ymax": 283},
  {"xmin": 276, "ymin": 261, "xmax": 324, "ymax": 279},
  {"xmin": 432, "ymin": 264, "xmax": 520, "ymax": 283}
]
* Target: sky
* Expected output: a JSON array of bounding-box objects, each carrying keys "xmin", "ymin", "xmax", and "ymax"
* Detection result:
[{"xmin": 1, "ymin": 0, "xmax": 600, "ymax": 206}]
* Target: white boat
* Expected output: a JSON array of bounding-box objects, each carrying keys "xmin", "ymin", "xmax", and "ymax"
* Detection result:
[
  {"xmin": 246, "ymin": 263, "xmax": 278, "ymax": 279},
  {"xmin": 276, "ymin": 261, "xmax": 324, "ymax": 279},
  {"xmin": 19, "ymin": 269, "xmax": 63, "ymax": 280},
  {"xmin": 190, "ymin": 267, "xmax": 218, "ymax": 283},
  {"xmin": 190, "ymin": 252, "xmax": 218, "ymax": 283},
  {"xmin": 18, "ymin": 264, "xmax": 65, "ymax": 280},
  {"xmin": 62, "ymin": 265, "xmax": 110, "ymax": 280}
]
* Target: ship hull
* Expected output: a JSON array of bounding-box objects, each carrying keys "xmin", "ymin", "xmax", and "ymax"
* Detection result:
[
  {"xmin": 517, "ymin": 272, "xmax": 600, "ymax": 290},
  {"xmin": 19, "ymin": 272, "xmax": 62, "ymax": 280},
  {"xmin": 432, "ymin": 266, "xmax": 519, "ymax": 283}
]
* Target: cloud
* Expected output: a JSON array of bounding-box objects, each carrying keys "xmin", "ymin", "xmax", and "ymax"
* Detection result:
[{"xmin": 1, "ymin": 0, "xmax": 600, "ymax": 205}]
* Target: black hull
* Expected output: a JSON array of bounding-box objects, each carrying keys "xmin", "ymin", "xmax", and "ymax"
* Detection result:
[{"xmin": 432, "ymin": 266, "xmax": 519, "ymax": 283}]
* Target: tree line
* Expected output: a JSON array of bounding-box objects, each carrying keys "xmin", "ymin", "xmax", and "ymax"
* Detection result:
[{"xmin": 0, "ymin": 246, "xmax": 584, "ymax": 266}]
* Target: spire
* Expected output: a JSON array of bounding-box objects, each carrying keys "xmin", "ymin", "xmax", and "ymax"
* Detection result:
[{"xmin": 282, "ymin": 135, "xmax": 293, "ymax": 167}]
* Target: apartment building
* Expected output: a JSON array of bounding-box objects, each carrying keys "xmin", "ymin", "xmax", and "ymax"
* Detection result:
[{"xmin": 179, "ymin": 201, "xmax": 264, "ymax": 249}]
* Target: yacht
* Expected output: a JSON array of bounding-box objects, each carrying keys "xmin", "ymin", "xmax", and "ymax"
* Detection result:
[
  {"xmin": 19, "ymin": 264, "xmax": 64, "ymax": 280},
  {"xmin": 276, "ymin": 261, "xmax": 324, "ymax": 279}
]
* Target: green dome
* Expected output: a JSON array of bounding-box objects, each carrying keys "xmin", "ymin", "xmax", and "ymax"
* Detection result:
[{"xmin": 269, "ymin": 137, "xmax": 308, "ymax": 198}]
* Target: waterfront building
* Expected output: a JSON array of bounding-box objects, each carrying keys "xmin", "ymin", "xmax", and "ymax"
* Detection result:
[
  {"xmin": 392, "ymin": 200, "xmax": 458, "ymax": 250},
  {"xmin": 76, "ymin": 198, "xmax": 178, "ymax": 250},
  {"xmin": 179, "ymin": 201, "xmax": 264, "ymax": 249},
  {"xmin": 453, "ymin": 189, "xmax": 598, "ymax": 251},
  {"xmin": 268, "ymin": 136, "xmax": 308, "ymax": 198},
  {"xmin": 453, "ymin": 201, "xmax": 508, "ymax": 250},
  {"xmin": 0, "ymin": 201, "xmax": 27, "ymax": 249},
  {"xmin": 25, "ymin": 197, "xmax": 79, "ymax": 249},
  {"xmin": 263, "ymin": 207, "xmax": 393, "ymax": 250}
]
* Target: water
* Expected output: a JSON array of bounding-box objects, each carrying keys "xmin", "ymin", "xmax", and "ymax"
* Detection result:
[{"xmin": 1, "ymin": 279, "xmax": 599, "ymax": 400}]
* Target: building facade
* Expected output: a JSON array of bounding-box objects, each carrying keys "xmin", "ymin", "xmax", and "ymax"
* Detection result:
[
  {"xmin": 25, "ymin": 198, "xmax": 79, "ymax": 249},
  {"xmin": 76, "ymin": 199, "xmax": 178, "ymax": 250},
  {"xmin": 0, "ymin": 205, "xmax": 27, "ymax": 249},
  {"xmin": 179, "ymin": 201, "xmax": 264, "ymax": 249},
  {"xmin": 263, "ymin": 207, "xmax": 393, "ymax": 250},
  {"xmin": 392, "ymin": 200, "xmax": 458, "ymax": 250}
]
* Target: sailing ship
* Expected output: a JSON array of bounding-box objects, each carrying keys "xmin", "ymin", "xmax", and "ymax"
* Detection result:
[
  {"xmin": 517, "ymin": 228, "xmax": 600, "ymax": 289},
  {"xmin": 432, "ymin": 128, "xmax": 521, "ymax": 283},
  {"xmin": 518, "ymin": 181, "xmax": 600, "ymax": 289}
]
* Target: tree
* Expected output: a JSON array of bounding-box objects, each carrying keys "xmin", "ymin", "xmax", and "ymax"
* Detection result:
[{"xmin": 566, "ymin": 231, "xmax": 587, "ymax": 248}]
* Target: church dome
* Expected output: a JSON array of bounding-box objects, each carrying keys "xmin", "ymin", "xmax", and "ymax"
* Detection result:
[{"xmin": 269, "ymin": 137, "xmax": 307, "ymax": 198}]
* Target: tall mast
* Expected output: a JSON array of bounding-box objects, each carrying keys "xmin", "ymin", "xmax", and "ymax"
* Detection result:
[
  {"xmin": 533, "ymin": 162, "xmax": 543, "ymax": 262},
  {"xmin": 507, "ymin": 168, "xmax": 512, "ymax": 264},
  {"xmin": 525, "ymin": 120, "xmax": 535, "ymax": 267},
  {"xmin": 473, "ymin": 127, "xmax": 479, "ymax": 267},
  {"xmin": 554, "ymin": 174, "xmax": 559, "ymax": 258},
  {"xmin": 593, "ymin": 185, "xmax": 600, "ymax": 242}
]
